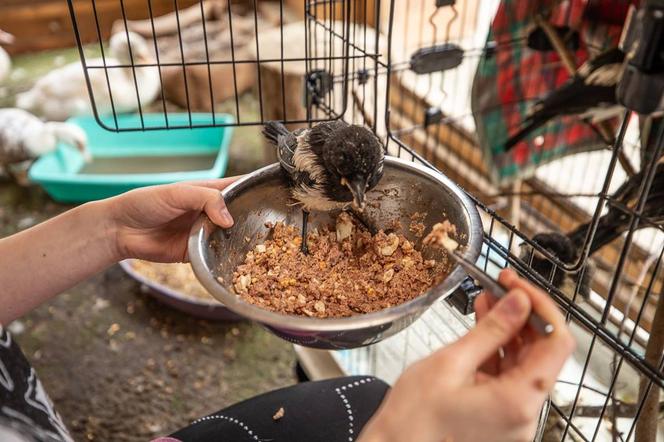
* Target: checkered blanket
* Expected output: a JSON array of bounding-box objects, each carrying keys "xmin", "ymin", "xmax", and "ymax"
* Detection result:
[{"xmin": 471, "ymin": 0, "xmax": 634, "ymax": 186}]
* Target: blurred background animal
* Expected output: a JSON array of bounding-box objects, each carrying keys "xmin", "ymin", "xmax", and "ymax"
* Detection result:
[
  {"xmin": 0, "ymin": 108, "xmax": 89, "ymax": 184},
  {"xmin": 0, "ymin": 29, "xmax": 14, "ymax": 84},
  {"xmin": 16, "ymin": 32, "xmax": 160, "ymax": 121}
]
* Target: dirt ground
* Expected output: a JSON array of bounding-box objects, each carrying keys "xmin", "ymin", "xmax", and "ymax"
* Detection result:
[{"xmin": 1, "ymin": 51, "xmax": 296, "ymax": 439}]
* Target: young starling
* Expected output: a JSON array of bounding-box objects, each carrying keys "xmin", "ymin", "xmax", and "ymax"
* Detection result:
[
  {"xmin": 0, "ymin": 108, "xmax": 90, "ymax": 181},
  {"xmin": 504, "ymin": 47, "xmax": 626, "ymax": 151},
  {"xmin": 263, "ymin": 120, "xmax": 384, "ymax": 253}
]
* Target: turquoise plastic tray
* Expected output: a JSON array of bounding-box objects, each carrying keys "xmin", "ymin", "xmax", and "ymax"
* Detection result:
[{"xmin": 29, "ymin": 114, "xmax": 234, "ymax": 203}]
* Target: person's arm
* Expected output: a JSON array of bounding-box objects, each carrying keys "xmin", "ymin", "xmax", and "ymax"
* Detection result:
[
  {"xmin": 0, "ymin": 178, "xmax": 237, "ymax": 324},
  {"xmin": 358, "ymin": 269, "xmax": 575, "ymax": 442}
]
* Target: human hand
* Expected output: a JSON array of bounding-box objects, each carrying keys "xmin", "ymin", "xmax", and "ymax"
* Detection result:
[
  {"xmin": 358, "ymin": 269, "xmax": 575, "ymax": 442},
  {"xmin": 104, "ymin": 178, "xmax": 238, "ymax": 263}
]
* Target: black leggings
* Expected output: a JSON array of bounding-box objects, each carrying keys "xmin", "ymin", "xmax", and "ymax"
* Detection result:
[{"xmin": 171, "ymin": 376, "xmax": 390, "ymax": 442}]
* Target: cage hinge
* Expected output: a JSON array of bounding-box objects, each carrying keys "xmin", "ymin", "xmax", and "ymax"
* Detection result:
[
  {"xmin": 303, "ymin": 69, "xmax": 334, "ymax": 108},
  {"xmin": 617, "ymin": 0, "xmax": 664, "ymax": 115},
  {"xmin": 445, "ymin": 276, "xmax": 483, "ymax": 315},
  {"xmin": 410, "ymin": 44, "xmax": 464, "ymax": 74}
]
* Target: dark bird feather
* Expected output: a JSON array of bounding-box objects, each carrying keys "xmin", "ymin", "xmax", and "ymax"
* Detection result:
[
  {"xmin": 519, "ymin": 232, "xmax": 592, "ymax": 300},
  {"xmin": 504, "ymin": 47, "xmax": 625, "ymax": 151},
  {"xmin": 568, "ymin": 161, "xmax": 664, "ymax": 255}
]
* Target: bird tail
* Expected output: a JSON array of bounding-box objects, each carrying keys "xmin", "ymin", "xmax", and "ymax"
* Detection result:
[
  {"xmin": 567, "ymin": 216, "xmax": 624, "ymax": 256},
  {"xmin": 262, "ymin": 121, "xmax": 290, "ymax": 146},
  {"xmin": 503, "ymin": 116, "xmax": 548, "ymax": 151}
]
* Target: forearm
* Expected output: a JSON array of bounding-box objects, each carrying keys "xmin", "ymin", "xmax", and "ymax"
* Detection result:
[{"xmin": 0, "ymin": 200, "xmax": 119, "ymax": 324}]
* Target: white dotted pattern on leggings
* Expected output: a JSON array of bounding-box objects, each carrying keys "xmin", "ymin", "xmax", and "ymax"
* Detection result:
[
  {"xmin": 335, "ymin": 378, "xmax": 374, "ymax": 442},
  {"xmin": 191, "ymin": 414, "xmax": 260, "ymax": 441}
]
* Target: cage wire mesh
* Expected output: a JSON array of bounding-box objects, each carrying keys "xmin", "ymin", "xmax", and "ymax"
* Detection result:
[{"xmin": 67, "ymin": 0, "xmax": 664, "ymax": 440}]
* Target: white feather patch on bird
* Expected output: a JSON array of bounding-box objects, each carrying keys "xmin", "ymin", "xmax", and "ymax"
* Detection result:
[
  {"xmin": 585, "ymin": 63, "xmax": 623, "ymax": 87},
  {"xmin": 292, "ymin": 186, "xmax": 344, "ymax": 212},
  {"xmin": 293, "ymin": 135, "xmax": 326, "ymax": 183}
]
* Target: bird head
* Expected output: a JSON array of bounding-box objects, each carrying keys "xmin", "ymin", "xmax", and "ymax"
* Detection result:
[
  {"xmin": 46, "ymin": 122, "xmax": 91, "ymax": 162},
  {"xmin": 519, "ymin": 232, "xmax": 590, "ymax": 300},
  {"xmin": 109, "ymin": 31, "xmax": 152, "ymax": 65},
  {"xmin": 321, "ymin": 125, "xmax": 384, "ymax": 211},
  {"xmin": 0, "ymin": 30, "xmax": 15, "ymax": 45}
]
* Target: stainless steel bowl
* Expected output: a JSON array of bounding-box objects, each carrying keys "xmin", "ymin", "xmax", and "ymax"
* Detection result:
[{"xmin": 188, "ymin": 156, "xmax": 483, "ymax": 349}]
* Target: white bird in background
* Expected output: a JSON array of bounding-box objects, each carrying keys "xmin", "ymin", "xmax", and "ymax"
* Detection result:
[
  {"xmin": 0, "ymin": 108, "xmax": 90, "ymax": 181},
  {"xmin": 16, "ymin": 32, "xmax": 160, "ymax": 121},
  {"xmin": 0, "ymin": 29, "xmax": 15, "ymax": 84}
]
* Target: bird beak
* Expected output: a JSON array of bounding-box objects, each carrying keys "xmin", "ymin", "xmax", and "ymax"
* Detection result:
[
  {"xmin": 0, "ymin": 30, "xmax": 15, "ymax": 45},
  {"xmin": 75, "ymin": 141, "xmax": 92, "ymax": 163},
  {"xmin": 342, "ymin": 177, "xmax": 367, "ymax": 211}
]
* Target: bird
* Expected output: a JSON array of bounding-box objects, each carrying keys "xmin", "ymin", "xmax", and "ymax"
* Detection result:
[
  {"xmin": 503, "ymin": 47, "xmax": 626, "ymax": 151},
  {"xmin": 0, "ymin": 108, "xmax": 90, "ymax": 182},
  {"xmin": 0, "ymin": 29, "xmax": 14, "ymax": 84},
  {"xmin": 520, "ymin": 161, "xmax": 664, "ymax": 297},
  {"xmin": 262, "ymin": 120, "xmax": 384, "ymax": 253},
  {"xmin": 16, "ymin": 32, "xmax": 160, "ymax": 121},
  {"xmin": 519, "ymin": 162, "xmax": 664, "ymax": 405}
]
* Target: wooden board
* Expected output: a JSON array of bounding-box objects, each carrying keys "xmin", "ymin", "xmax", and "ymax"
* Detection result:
[{"xmin": 0, "ymin": 0, "xmax": 201, "ymax": 54}]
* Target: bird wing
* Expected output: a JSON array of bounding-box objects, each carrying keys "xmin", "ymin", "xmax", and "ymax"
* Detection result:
[
  {"xmin": 276, "ymin": 131, "xmax": 299, "ymax": 175},
  {"xmin": 503, "ymin": 79, "xmax": 618, "ymax": 150},
  {"xmin": 504, "ymin": 48, "xmax": 625, "ymax": 151},
  {"xmin": 577, "ymin": 47, "xmax": 624, "ymax": 78}
]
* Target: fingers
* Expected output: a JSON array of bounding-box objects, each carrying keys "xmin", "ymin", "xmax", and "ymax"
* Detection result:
[
  {"xmin": 473, "ymin": 294, "xmax": 501, "ymax": 375},
  {"xmin": 499, "ymin": 269, "xmax": 569, "ymax": 336},
  {"xmin": 181, "ymin": 176, "xmax": 241, "ymax": 191},
  {"xmin": 498, "ymin": 269, "xmax": 575, "ymax": 393},
  {"xmin": 164, "ymin": 184, "xmax": 234, "ymax": 228},
  {"xmin": 446, "ymin": 289, "xmax": 531, "ymax": 370}
]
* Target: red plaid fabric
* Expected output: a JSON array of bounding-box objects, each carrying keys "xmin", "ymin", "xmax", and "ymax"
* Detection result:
[{"xmin": 471, "ymin": 0, "xmax": 635, "ymax": 186}]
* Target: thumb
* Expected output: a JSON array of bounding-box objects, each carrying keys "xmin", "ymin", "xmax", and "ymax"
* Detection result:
[
  {"xmin": 201, "ymin": 189, "xmax": 234, "ymax": 229},
  {"xmin": 448, "ymin": 289, "xmax": 531, "ymax": 369},
  {"xmin": 164, "ymin": 184, "xmax": 234, "ymax": 228}
]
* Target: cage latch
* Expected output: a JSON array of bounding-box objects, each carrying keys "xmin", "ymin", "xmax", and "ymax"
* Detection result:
[
  {"xmin": 410, "ymin": 44, "xmax": 465, "ymax": 74},
  {"xmin": 435, "ymin": 0, "xmax": 456, "ymax": 7},
  {"xmin": 445, "ymin": 276, "xmax": 483, "ymax": 315},
  {"xmin": 616, "ymin": 0, "xmax": 664, "ymax": 115},
  {"xmin": 303, "ymin": 69, "xmax": 334, "ymax": 108}
]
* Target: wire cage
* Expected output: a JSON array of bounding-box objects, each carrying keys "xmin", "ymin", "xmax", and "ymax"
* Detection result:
[{"xmin": 67, "ymin": 0, "xmax": 664, "ymax": 440}]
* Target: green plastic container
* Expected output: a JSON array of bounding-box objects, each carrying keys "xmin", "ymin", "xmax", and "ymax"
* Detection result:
[{"xmin": 29, "ymin": 114, "xmax": 234, "ymax": 203}]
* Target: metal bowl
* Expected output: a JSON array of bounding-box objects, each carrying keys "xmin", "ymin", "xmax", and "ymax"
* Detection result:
[
  {"xmin": 188, "ymin": 156, "xmax": 483, "ymax": 349},
  {"xmin": 119, "ymin": 259, "xmax": 242, "ymax": 321}
]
